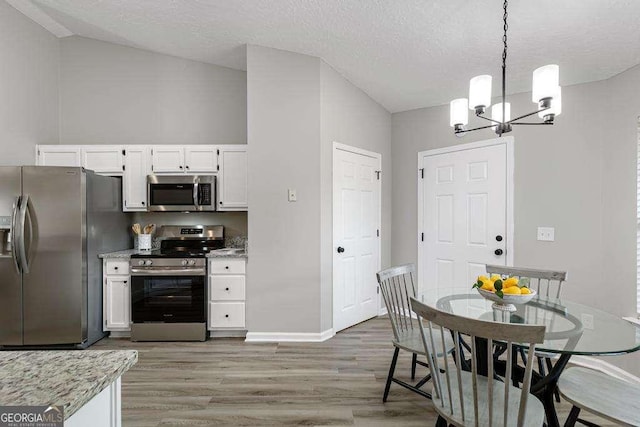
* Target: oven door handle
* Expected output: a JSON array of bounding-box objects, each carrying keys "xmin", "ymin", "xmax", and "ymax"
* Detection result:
[{"xmin": 131, "ymin": 267, "xmax": 206, "ymax": 276}]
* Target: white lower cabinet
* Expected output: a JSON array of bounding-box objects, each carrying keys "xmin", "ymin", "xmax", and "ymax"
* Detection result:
[
  {"xmin": 208, "ymin": 258, "xmax": 246, "ymax": 332},
  {"xmin": 103, "ymin": 260, "xmax": 131, "ymax": 332}
]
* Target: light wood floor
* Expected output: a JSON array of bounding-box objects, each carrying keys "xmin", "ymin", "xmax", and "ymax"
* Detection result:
[{"xmin": 95, "ymin": 317, "xmax": 615, "ymax": 426}]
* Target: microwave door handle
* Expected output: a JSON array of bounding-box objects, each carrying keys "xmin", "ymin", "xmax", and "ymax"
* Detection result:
[
  {"xmin": 10, "ymin": 196, "xmax": 21, "ymax": 273},
  {"xmin": 193, "ymin": 179, "xmax": 199, "ymax": 210}
]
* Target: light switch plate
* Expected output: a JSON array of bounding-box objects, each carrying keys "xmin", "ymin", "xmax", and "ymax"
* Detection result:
[
  {"xmin": 537, "ymin": 227, "xmax": 555, "ymax": 242},
  {"xmin": 288, "ymin": 189, "xmax": 297, "ymax": 202}
]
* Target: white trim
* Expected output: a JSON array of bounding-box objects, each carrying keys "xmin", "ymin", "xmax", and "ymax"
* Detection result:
[
  {"xmin": 6, "ymin": 0, "xmax": 73, "ymax": 38},
  {"xmin": 417, "ymin": 137, "xmax": 515, "ymax": 300},
  {"xmin": 623, "ymin": 316, "xmax": 640, "ymax": 326},
  {"xmin": 332, "ymin": 142, "xmax": 382, "ymax": 333},
  {"xmin": 245, "ymin": 329, "xmax": 335, "ymax": 343}
]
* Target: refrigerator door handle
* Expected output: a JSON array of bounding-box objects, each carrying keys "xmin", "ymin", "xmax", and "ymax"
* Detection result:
[
  {"xmin": 17, "ymin": 194, "xmax": 31, "ymax": 274},
  {"xmin": 10, "ymin": 196, "xmax": 22, "ymax": 274}
]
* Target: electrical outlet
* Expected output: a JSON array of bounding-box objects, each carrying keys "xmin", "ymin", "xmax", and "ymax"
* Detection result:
[
  {"xmin": 537, "ymin": 227, "xmax": 555, "ymax": 242},
  {"xmin": 287, "ymin": 189, "xmax": 297, "ymax": 202},
  {"xmin": 581, "ymin": 313, "xmax": 594, "ymax": 330}
]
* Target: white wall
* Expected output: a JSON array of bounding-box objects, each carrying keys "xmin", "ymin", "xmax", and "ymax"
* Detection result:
[
  {"xmin": 246, "ymin": 45, "xmax": 323, "ymax": 334},
  {"xmin": 320, "ymin": 62, "xmax": 392, "ymax": 331},
  {"xmin": 392, "ymin": 69, "xmax": 640, "ymax": 374},
  {"xmin": 0, "ymin": 1, "xmax": 59, "ymax": 165},
  {"xmin": 59, "ymin": 36, "xmax": 247, "ymax": 145}
]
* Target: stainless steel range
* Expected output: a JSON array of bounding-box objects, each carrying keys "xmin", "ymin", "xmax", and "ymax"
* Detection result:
[{"xmin": 129, "ymin": 225, "xmax": 224, "ymax": 342}]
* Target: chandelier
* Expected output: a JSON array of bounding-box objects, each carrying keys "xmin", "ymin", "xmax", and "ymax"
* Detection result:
[{"xmin": 449, "ymin": 0, "xmax": 562, "ymax": 136}]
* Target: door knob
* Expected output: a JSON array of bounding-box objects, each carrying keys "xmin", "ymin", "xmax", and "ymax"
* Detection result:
[
  {"xmin": 495, "ymin": 235, "xmax": 503, "ymax": 242},
  {"xmin": 494, "ymin": 249, "xmax": 503, "ymax": 256},
  {"xmin": 337, "ymin": 246, "xmax": 345, "ymax": 253}
]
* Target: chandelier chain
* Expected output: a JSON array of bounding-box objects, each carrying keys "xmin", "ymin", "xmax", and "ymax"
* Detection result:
[{"xmin": 501, "ymin": 0, "xmax": 508, "ymax": 125}]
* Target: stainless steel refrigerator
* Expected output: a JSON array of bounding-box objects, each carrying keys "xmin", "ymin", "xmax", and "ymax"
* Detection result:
[{"xmin": 0, "ymin": 166, "xmax": 129, "ymax": 348}]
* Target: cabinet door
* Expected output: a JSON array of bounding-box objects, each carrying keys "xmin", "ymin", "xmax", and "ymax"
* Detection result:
[
  {"xmin": 37, "ymin": 145, "xmax": 81, "ymax": 167},
  {"xmin": 106, "ymin": 277, "xmax": 130, "ymax": 330},
  {"xmin": 123, "ymin": 146, "xmax": 151, "ymax": 211},
  {"xmin": 184, "ymin": 145, "xmax": 218, "ymax": 173},
  {"xmin": 218, "ymin": 146, "xmax": 248, "ymax": 210},
  {"xmin": 151, "ymin": 146, "xmax": 185, "ymax": 173},
  {"xmin": 82, "ymin": 146, "xmax": 123, "ymax": 174}
]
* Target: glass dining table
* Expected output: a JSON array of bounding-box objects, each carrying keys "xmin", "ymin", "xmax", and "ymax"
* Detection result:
[{"xmin": 423, "ymin": 290, "xmax": 640, "ymax": 427}]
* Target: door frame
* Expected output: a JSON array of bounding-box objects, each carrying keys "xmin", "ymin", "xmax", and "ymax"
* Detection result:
[
  {"xmin": 417, "ymin": 136, "xmax": 515, "ymax": 300},
  {"xmin": 332, "ymin": 142, "xmax": 383, "ymax": 332}
]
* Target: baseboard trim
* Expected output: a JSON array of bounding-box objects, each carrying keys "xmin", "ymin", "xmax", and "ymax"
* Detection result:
[
  {"xmin": 245, "ymin": 329, "xmax": 335, "ymax": 343},
  {"xmin": 378, "ymin": 307, "xmax": 388, "ymax": 317}
]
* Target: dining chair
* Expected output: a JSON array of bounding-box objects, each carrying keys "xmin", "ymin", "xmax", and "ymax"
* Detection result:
[
  {"xmin": 559, "ymin": 366, "xmax": 640, "ymax": 427},
  {"xmin": 410, "ymin": 297, "xmax": 546, "ymax": 427},
  {"xmin": 486, "ymin": 264, "xmax": 568, "ymax": 393},
  {"xmin": 376, "ymin": 264, "xmax": 453, "ymax": 402}
]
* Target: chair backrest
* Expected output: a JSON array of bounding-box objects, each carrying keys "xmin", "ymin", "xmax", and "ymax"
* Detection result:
[
  {"xmin": 486, "ymin": 265, "xmax": 567, "ymax": 298},
  {"xmin": 376, "ymin": 264, "xmax": 417, "ymax": 341},
  {"xmin": 410, "ymin": 297, "xmax": 545, "ymax": 427}
]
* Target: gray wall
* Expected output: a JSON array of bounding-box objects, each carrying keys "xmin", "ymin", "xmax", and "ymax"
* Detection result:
[
  {"xmin": 391, "ymin": 68, "xmax": 640, "ymax": 373},
  {"xmin": 59, "ymin": 36, "xmax": 247, "ymax": 145},
  {"xmin": 246, "ymin": 45, "xmax": 323, "ymax": 333},
  {"xmin": 320, "ymin": 62, "xmax": 392, "ymax": 331},
  {"xmin": 0, "ymin": 1, "xmax": 59, "ymax": 165}
]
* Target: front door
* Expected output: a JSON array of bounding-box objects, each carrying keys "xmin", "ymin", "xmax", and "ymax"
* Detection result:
[
  {"xmin": 419, "ymin": 138, "xmax": 513, "ymax": 300},
  {"xmin": 333, "ymin": 144, "xmax": 381, "ymax": 333}
]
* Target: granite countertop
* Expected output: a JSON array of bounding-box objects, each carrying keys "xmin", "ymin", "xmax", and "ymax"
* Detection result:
[
  {"xmin": 99, "ymin": 248, "xmax": 247, "ymax": 259},
  {"xmin": 0, "ymin": 350, "xmax": 137, "ymax": 420}
]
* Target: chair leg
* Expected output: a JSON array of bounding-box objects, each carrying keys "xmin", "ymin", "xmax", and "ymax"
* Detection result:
[
  {"xmin": 411, "ymin": 353, "xmax": 418, "ymax": 380},
  {"xmin": 383, "ymin": 347, "xmax": 400, "ymax": 402},
  {"xmin": 564, "ymin": 406, "xmax": 580, "ymax": 427},
  {"xmin": 545, "ymin": 357, "xmax": 561, "ymax": 403},
  {"xmin": 537, "ymin": 356, "xmax": 546, "ymax": 377}
]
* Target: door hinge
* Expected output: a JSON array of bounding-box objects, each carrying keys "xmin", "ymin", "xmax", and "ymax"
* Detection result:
[
  {"xmin": 122, "ymin": 149, "xmax": 126, "ymax": 156},
  {"xmin": 419, "ymin": 168, "xmax": 424, "ymax": 179},
  {"xmin": 377, "ymin": 229, "xmax": 380, "ymax": 237},
  {"xmin": 217, "ymin": 149, "xmax": 220, "ymax": 155},
  {"xmin": 151, "ymin": 149, "xmax": 154, "ymax": 155},
  {"xmin": 151, "ymin": 164, "xmax": 154, "ymax": 171},
  {"xmin": 37, "ymin": 149, "xmax": 40, "ymax": 156},
  {"xmin": 377, "ymin": 286, "xmax": 380, "ymax": 294},
  {"xmin": 122, "ymin": 165, "xmax": 125, "ymax": 171},
  {"xmin": 421, "ymin": 232, "xmax": 424, "ymax": 242},
  {"xmin": 217, "ymin": 164, "xmax": 220, "ymax": 171},
  {"xmin": 375, "ymin": 170, "xmax": 382, "ymax": 180}
]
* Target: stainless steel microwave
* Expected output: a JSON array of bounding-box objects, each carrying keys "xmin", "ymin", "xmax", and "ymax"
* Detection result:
[{"xmin": 147, "ymin": 175, "xmax": 216, "ymax": 212}]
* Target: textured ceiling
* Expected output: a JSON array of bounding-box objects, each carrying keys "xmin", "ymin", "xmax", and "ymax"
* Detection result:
[{"xmin": 19, "ymin": 0, "xmax": 640, "ymax": 112}]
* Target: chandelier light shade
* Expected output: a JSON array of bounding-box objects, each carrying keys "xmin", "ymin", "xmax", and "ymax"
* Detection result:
[
  {"xmin": 469, "ymin": 75, "xmax": 492, "ymax": 113},
  {"xmin": 491, "ymin": 102, "xmax": 511, "ymax": 123},
  {"xmin": 532, "ymin": 64, "xmax": 560, "ymax": 103},
  {"xmin": 450, "ymin": 98, "xmax": 469, "ymax": 127},
  {"xmin": 449, "ymin": 0, "xmax": 562, "ymax": 137}
]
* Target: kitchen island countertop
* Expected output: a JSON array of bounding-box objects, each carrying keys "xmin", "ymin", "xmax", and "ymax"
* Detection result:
[{"xmin": 0, "ymin": 350, "xmax": 137, "ymax": 420}]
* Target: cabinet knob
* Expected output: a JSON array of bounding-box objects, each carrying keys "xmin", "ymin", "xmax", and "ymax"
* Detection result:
[
  {"xmin": 186, "ymin": 165, "xmax": 190, "ymax": 169},
  {"xmin": 179, "ymin": 165, "xmax": 183, "ymax": 169},
  {"xmin": 114, "ymin": 266, "xmax": 118, "ymax": 270},
  {"xmin": 225, "ymin": 314, "xmax": 229, "ymax": 318},
  {"xmin": 142, "ymin": 201, "xmax": 145, "ymax": 205},
  {"xmin": 225, "ymin": 266, "xmax": 229, "ymax": 270},
  {"xmin": 225, "ymin": 287, "xmax": 229, "ymax": 291}
]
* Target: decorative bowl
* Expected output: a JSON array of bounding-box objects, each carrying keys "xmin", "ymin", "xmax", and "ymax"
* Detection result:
[{"xmin": 477, "ymin": 288, "xmax": 537, "ymax": 312}]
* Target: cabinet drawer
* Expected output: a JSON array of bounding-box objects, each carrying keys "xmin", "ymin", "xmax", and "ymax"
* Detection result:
[
  {"xmin": 209, "ymin": 302, "xmax": 245, "ymax": 328},
  {"xmin": 209, "ymin": 275, "xmax": 245, "ymax": 300},
  {"xmin": 105, "ymin": 260, "xmax": 129, "ymax": 275},
  {"xmin": 209, "ymin": 259, "xmax": 245, "ymax": 274}
]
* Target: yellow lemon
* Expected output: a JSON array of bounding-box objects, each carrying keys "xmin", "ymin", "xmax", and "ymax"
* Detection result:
[
  {"xmin": 503, "ymin": 277, "xmax": 519, "ymax": 288},
  {"xmin": 490, "ymin": 274, "xmax": 502, "ymax": 281},
  {"xmin": 478, "ymin": 275, "xmax": 489, "ymax": 283},
  {"xmin": 481, "ymin": 282, "xmax": 495, "ymax": 292},
  {"xmin": 503, "ymin": 286, "xmax": 522, "ymax": 295},
  {"xmin": 520, "ymin": 287, "xmax": 531, "ymax": 295}
]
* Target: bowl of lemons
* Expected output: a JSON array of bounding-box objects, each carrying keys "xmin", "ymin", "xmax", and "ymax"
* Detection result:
[{"xmin": 472, "ymin": 275, "xmax": 536, "ymax": 312}]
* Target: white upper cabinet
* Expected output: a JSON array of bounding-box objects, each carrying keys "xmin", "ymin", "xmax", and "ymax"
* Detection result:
[
  {"xmin": 184, "ymin": 146, "xmax": 218, "ymax": 173},
  {"xmin": 37, "ymin": 146, "xmax": 81, "ymax": 167},
  {"xmin": 218, "ymin": 146, "xmax": 248, "ymax": 211},
  {"xmin": 151, "ymin": 146, "xmax": 185, "ymax": 173},
  {"xmin": 123, "ymin": 146, "xmax": 151, "ymax": 211},
  {"xmin": 82, "ymin": 146, "xmax": 123, "ymax": 174}
]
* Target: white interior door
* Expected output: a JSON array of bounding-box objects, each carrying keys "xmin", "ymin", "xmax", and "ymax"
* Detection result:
[
  {"xmin": 419, "ymin": 138, "xmax": 513, "ymax": 300},
  {"xmin": 333, "ymin": 144, "xmax": 381, "ymax": 333}
]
